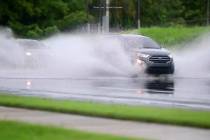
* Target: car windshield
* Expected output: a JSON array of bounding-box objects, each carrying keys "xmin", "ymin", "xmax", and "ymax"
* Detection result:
[
  {"xmin": 142, "ymin": 38, "xmax": 160, "ymax": 49},
  {"xmin": 124, "ymin": 36, "xmax": 160, "ymax": 49}
]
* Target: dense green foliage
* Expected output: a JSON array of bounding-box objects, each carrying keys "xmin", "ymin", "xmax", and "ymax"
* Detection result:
[
  {"xmin": 0, "ymin": 0, "xmax": 209, "ymax": 37},
  {"xmin": 128, "ymin": 26, "xmax": 210, "ymax": 46},
  {"xmin": 0, "ymin": 0, "xmax": 89, "ymax": 38},
  {"xmin": 109, "ymin": 0, "xmax": 209, "ymax": 28},
  {"xmin": 0, "ymin": 121, "xmax": 139, "ymax": 140},
  {"xmin": 1, "ymin": 94, "xmax": 210, "ymax": 129}
]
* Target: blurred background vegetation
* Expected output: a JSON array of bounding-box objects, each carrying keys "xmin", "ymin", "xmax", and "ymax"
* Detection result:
[{"xmin": 0, "ymin": 0, "xmax": 209, "ymax": 38}]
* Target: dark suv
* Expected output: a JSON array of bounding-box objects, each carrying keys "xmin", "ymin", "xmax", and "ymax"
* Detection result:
[{"xmin": 122, "ymin": 34, "xmax": 174, "ymax": 74}]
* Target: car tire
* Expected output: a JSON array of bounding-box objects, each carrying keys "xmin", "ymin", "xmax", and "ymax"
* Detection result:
[{"xmin": 169, "ymin": 64, "xmax": 175, "ymax": 74}]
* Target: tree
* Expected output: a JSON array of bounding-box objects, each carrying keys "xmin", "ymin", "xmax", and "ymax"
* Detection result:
[
  {"xmin": 0, "ymin": 0, "xmax": 208, "ymax": 37},
  {"xmin": 0, "ymin": 0, "xmax": 89, "ymax": 38}
]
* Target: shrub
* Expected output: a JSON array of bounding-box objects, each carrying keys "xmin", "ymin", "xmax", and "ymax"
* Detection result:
[
  {"xmin": 44, "ymin": 25, "xmax": 59, "ymax": 36},
  {"xmin": 56, "ymin": 11, "xmax": 88, "ymax": 31},
  {"xmin": 25, "ymin": 25, "xmax": 43, "ymax": 38}
]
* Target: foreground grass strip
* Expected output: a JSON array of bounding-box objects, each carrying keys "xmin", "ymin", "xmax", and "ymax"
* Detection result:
[
  {"xmin": 0, "ymin": 120, "xmax": 139, "ymax": 140},
  {"xmin": 0, "ymin": 94, "xmax": 210, "ymax": 129}
]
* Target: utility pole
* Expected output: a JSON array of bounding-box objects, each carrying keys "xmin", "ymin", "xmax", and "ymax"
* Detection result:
[
  {"xmin": 207, "ymin": 0, "xmax": 210, "ymax": 26},
  {"xmin": 99, "ymin": 0, "xmax": 103, "ymax": 32},
  {"xmin": 137, "ymin": 0, "xmax": 141, "ymax": 29},
  {"xmin": 93, "ymin": 0, "xmax": 122, "ymax": 33},
  {"xmin": 86, "ymin": 0, "xmax": 90, "ymax": 32},
  {"xmin": 104, "ymin": 0, "xmax": 110, "ymax": 32}
]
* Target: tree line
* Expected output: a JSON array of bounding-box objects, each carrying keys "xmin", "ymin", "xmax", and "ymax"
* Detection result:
[
  {"xmin": 109, "ymin": 0, "xmax": 209, "ymax": 28},
  {"xmin": 0, "ymin": 0, "xmax": 209, "ymax": 38}
]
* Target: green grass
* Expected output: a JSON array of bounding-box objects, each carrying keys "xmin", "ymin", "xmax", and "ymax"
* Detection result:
[
  {"xmin": 127, "ymin": 26, "xmax": 210, "ymax": 47},
  {"xmin": 0, "ymin": 94, "xmax": 210, "ymax": 129},
  {"xmin": 0, "ymin": 120, "xmax": 139, "ymax": 140}
]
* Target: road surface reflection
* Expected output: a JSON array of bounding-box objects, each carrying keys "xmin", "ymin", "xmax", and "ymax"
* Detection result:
[{"xmin": 0, "ymin": 76, "xmax": 209, "ymax": 110}]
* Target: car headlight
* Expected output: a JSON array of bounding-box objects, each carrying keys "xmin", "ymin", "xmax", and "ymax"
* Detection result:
[
  {"xmin": 136, "ymin": 59, "xmax": 143, "ymax": 65},
  {"xmin": 135, "ymin": 59, "xmax": 147, "ymax": 69},
  {"xmin": 136, "ymin": 59, "xmax": 146, "ymax": 66},
  {"xmin": 25, "ymin": 52, "xmax": 32, "ymax": 56},
  {"xmin": 139, "ymin": 53, "xmax": 150, "ymax": 59},
  {"xmin": 168, "ymin": 54, "xmax": 173, "ymax": 59}
]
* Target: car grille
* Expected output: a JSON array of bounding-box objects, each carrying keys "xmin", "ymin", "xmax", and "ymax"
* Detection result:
[{"xmin": 149, "ymin": 56, "xmax": 170, "ymax": 63}]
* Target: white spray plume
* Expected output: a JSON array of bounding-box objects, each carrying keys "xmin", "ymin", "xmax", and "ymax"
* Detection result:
[
  {"xmin": 0, "ymin": 28, "xmax": 24, "ymax": 69},
  {"xmin": 0, "ymin": 27, "xmax": 209, "ymax": 79},
  {"xmin": 43, "ymin": 33, "xmax": 135, "ymax": 78}
]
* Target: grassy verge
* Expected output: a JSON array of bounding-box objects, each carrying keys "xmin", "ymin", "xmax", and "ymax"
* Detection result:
[
  {"xmin": 0, "ymin": 120, "xmax": 139, "ymax": 140},
  {"xmin": 127, "ymin": 26, "xmax": 210, "ymax": 47},
  {"xmin": 0, "ymin": 94, "xmax": 210, "ymax": 129}
]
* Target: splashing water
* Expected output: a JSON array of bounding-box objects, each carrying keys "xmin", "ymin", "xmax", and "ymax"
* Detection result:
[
  {"xmin": 173, "ymin": 33, "xmax": 210, "ymax": 78},
  {"xmin": 43, "ymin": 34, "xmax": 135, "ymax": 77},
  {"xmin": 0, "ymin": 28, "xmax": 209, "ymax": 79},
  {"xmin": 0, "ymin": 30, "xmax": 135, "ymax": 78}
]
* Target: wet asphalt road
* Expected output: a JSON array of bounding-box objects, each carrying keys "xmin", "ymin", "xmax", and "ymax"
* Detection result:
[{"xmin": 0, "ymin": 71, "xmax": 210, "ymax": 110}]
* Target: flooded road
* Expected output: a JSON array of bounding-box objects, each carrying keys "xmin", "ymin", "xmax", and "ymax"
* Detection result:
[
  {"xmin": 0, "ymin": 72, "xmax": 210, "ymax": 110},
  {"xmin": 0, "ymin": 29, "xmax": 210, "ymax": 110}
]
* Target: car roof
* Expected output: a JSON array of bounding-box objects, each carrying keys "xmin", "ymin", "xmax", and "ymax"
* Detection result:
[
  {"xmin": 16, "ymin": 39, "xmax": 46, "ymax": 49},
  {"xmin": 121, "ymin": 34, "xmax": 150, "ymax": 39},
  {"xmin": 101, "ymin": 33, "xmax": 151, "ymax": 41}
]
